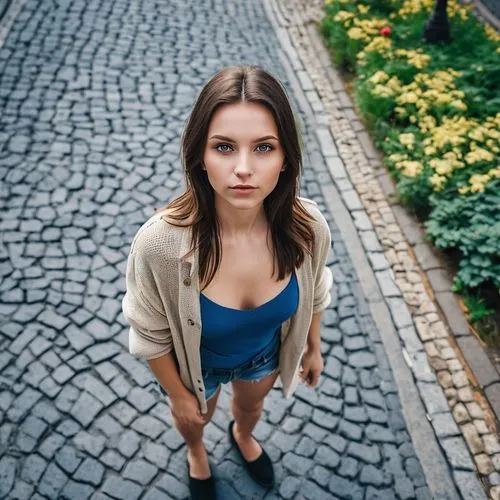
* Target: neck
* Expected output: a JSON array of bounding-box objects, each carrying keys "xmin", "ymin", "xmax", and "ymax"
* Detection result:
[{"xmin": 214, "ymin": 197, "xmax": 268, "ymax": 240}]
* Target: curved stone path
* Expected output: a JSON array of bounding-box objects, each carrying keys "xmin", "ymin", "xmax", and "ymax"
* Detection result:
[{"xmin": 0, "ymin": 0, "xmax": 487, "ymax": 499}]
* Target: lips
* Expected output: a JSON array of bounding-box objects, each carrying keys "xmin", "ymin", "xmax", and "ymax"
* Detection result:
[{"xmin": 231, "ymin": 186, "xmax": 256, "ymax": 189}]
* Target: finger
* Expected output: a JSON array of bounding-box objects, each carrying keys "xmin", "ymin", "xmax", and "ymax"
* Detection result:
[{"xmin": 308, "ymin": 370, "xmax": 320, "ymax": 387}]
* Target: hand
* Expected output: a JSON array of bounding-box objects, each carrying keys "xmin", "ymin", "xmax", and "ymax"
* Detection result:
[
  {"xmin": 299, "ymin": 346, "xmax": 324, "ymax": 388},
  {"xmin": 170, "ymin": 391, "xmax": 205, "ymax": 427}
]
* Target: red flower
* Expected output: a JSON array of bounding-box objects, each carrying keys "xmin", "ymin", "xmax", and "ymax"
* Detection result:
[{"xmin": 380, "ymin": 26, "xmax": 391, "ymax": 37}]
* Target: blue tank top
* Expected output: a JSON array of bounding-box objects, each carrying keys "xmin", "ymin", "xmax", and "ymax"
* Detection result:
[{"xmin": 199, "ymin": 272, "xmax": 299, "ymax": 369}]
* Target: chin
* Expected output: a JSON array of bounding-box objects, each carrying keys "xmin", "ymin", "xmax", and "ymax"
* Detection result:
[
  {"xmin": 229, "ymin": 198, "xmax": 263, "ymax": 209},
  {"xmin": 221, "ymin": 195, "xmax": 264, "ymax": 210}
]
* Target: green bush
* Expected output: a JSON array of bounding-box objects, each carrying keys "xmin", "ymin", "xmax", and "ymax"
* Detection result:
[{"xmin": 320, "ymin": 0, "xmax": 500, "ymax": 298}]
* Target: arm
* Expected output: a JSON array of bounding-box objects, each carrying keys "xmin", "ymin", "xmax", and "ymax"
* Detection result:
[
  {"xmin": 301, "ymin": 311, "xmax": 324, "ymax": 387},
  {"xmin": 122, "ymin": 243, "xmax": 204, "ymax": 423},
  {"xmin": 301, "ymin": 210, "xmax": 332, "ymax": 387},
  {"xmin": 148, "ymin": 352, "xmax": 205, "ymax": 425},
  {"xmin": 307, "ymin": 312, "xmax": 322, "ymax": 351},
  {"xmin": 148, "ymin": 352, "xmax": 192, "ymax": 400}
]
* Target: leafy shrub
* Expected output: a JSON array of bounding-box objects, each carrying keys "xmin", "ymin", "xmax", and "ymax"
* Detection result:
[{"xmin": 320, "ymin": 0, "xmax": 500, "ymax": 295}]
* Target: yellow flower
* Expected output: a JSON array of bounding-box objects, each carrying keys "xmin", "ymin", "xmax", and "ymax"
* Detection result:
[
  {"xmin": 369, "ymin": 70, "xmax": 389, "ymax": 84},
  {"xmin": 430, "ymin": 174, "xmax": 446, "ymax": 191},
  {"xmin": 470, "ymin": 173, "xmax": 490, "ymax": 184},
  {"xmin": 398, "ymin": 160, "xmax": 423, "ymax": 177},
  {"xmin": 458, "ymin": 186, "xmax": 469, "ymax": 195},
  {"xmin": 387, "ymin": 77, "xmax": 402, "ymax": 92},
  {"xmin": 399, "ymin": 132, "xmax": 415, "ymax": 148},
  {"xmin": 425, "ymin": 146, "xmax": 436, "ymax": 155},
  {"xmin": 471, "ymin": 183, "xmax": 485, "ymax": 193},
  {"xmin": 484, "ymin": 24, "xmax": 500, "ymax": 43},
  {"xmin": 397, "ymin": 91, "xmax": 419, "ymax": 104},
  {"xmin": 389, "ymin": 153, "xmax": 408, "ymax": 162},
  {"xmin": 357, "ymin": 4, "xmax": 369, "ymax": 14},
  {"xmin": 450, "ymin": 100, "xmax": 467, "ymax": 111},
  {"xmin": 436, "ymin": 93, "xmax": 452, "ymax": 105},
  {"xmin": 334, "ymin": 11, "xmax": 355, "ymax": 23},
  {"xmin": 372, "ymin": 85, "xmax": 394, "ymax": 98},
  {"xmin": 419, "ymin": 115, "xmax": 437, "ymax": 134},
  {"xmin": 468, "ymin": 129, "xmax": 485, "ymax": 142},
  {"xmin": 430, "ymin": 159, "xmax": 453, "ymax": 176},
  {"xmin": 490, "ymin": 167, "xmax": 500, "ymax": 178},
  {"xmin": 465, "ymin": 148, "xmax": 494, "ymax": 164},
  {"xmin": 347, "ymin": 27, "xmax": 367, "ymax": 41},
  {"xmin": 364, "ymin": 37, "xmax": 392, "ymax": 53}
]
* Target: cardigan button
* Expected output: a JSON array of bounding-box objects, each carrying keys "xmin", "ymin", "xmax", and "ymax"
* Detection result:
[
  {"xmin": 187, "ymin": 319, "xmax": 195, "ymax": 326},
  {"xmin": 183, "ymin": 277, "xmax": 191, "ymax": 286}
]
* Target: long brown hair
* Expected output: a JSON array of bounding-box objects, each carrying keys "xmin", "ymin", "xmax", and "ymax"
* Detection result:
[{"xmin": 157, "ymin": 65, "xmax": 315, "ymax": 290}]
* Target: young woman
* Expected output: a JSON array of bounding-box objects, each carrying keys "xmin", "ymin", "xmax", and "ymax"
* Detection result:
[{"xmin": 122, "ymin": 65, "xmax": 333, "ymax": 499}]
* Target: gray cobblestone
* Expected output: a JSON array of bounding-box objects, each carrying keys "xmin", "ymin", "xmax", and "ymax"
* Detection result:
[
  {"xmin": 0, "ymin": 456, "xmax": 17, "ymax": 497},
  {"xmin": 315, "ymin": 445, "xmax": 341, "ymax": 468},
  {"xmin": 337, "ymin": 419, "xmax": 363, "ymax": 441},
  {"xmin": 329, "ymin": 474, "xmax": 364, "ymax": 499},
  {"xmin": 99, "ymin": 449, "xmax": 126, "ymax": 472},
  {"xmin": 73, "ymin": 457, "xmax": 105, "ymax": 486},
  {"xmin": 283, "ymin": 452, "xmax": 315, "ymax": 475},
  {"xmin": 101, "ymin": 476, "xmax": 142, "ymax": 500},
  {"xmin": 70, "ymin": 391, "xmax": 104, "ymax": 427},
  {"xmin": 441, "ymin": 437, "xmax": 475, "ymax": 470},
  {"xmin": 123, "ymin": 459, "xmax": 158, "ymax": 485},
  {"xmin": 0, "ymin": 0, "xmax": 459, "ymax": 497},
  {"xmin": 8, "ymin": 480, "xmax": 35, "ymax": 500},
  {"xmin": 156, "ymin": 473, "xmax": 190, "ymax": 499},
  {"xmin": 60, "ymin": 480, "xmax": 94, "ymax": 500},
  {"xmin": 38, "ymin": 462, "xmax": 68, "ymax": 498},
  {"xmin": 279, "ymin": 475, "xmax": 302, "ymax": 498}
]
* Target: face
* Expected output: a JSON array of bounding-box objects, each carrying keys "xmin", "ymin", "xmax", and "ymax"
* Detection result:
[{"xmin": 202, "ymin": 101, "xmax": 285, "ymax": 211}]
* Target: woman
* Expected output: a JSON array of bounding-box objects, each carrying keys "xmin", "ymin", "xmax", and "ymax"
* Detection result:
[{"xmin": 122, "ymin": 65, "xmax": 333, "ymax": 500}]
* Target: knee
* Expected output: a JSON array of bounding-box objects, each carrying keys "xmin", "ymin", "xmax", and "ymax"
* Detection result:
[
  {"xmin": 232, "ymin": 397, "xmax": 263, "ymax": 414},
  {"xmin": 171, "ymin": 413, "xmax": 206, "ymax": 434}
]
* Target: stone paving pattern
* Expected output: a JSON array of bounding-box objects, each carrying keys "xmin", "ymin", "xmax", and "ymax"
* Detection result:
[
  {"xmin": 0, "ymin": 0, "xmax": 481, "ymax": 499},
  {"xmin": 267, "ymin": 1, "xmax": 500, "ymax": 498}
]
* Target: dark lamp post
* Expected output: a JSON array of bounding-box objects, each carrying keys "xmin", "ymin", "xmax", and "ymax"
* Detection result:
[{"xmin": 423, "ymin": 0, "xmax": 452, "ymax": 43}]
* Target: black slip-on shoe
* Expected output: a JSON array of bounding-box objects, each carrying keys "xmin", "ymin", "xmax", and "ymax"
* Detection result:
[
  {"xmin": 186, "ymin": 458, "xmax": 216, "ymax": 500},
  {"xmin": 228, "ymin": 420, "xmax": 274, "ymax": 488}
]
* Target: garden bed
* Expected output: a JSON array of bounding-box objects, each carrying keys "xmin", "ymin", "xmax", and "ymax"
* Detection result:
[{"xmin": 320, "ymin": 0, "xmax": 500, "ymax": 346}]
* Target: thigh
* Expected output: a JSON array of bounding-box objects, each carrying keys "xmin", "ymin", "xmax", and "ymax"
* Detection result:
[
  {"xmin": 202, "ymin": 385, "xmax": 221, "ymax": 424},
  {"xmin": 231, "ymin": 371, "xmax": 280, "ymax": 410}
]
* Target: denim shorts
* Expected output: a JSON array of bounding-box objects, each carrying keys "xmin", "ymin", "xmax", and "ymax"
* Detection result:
[{"xmin": 155, "ymin": 337, "xmax": 280, "ymax": 401}]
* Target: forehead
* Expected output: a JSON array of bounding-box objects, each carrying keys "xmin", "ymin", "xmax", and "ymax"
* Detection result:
[{"xmin": 208, "ymin": 102, "xmax": 278, "ymax": 135}]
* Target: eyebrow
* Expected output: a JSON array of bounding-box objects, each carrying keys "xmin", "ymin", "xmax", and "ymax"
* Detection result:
[{"xmin": 208, "ymin": 134, "xmax": 279, "ymax": 142}]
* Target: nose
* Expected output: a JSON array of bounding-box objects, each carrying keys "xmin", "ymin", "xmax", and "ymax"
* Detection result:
[{"xmin": 233, "ymin": 152, "xmax": 253, "ymax": 177}]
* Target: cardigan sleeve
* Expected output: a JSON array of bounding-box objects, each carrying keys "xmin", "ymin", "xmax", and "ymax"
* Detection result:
[
  {"xmin": 122, "ymin": 247, "xmax": 174, "ymax": 360},
  {"xmin": 312, "ymin": 210, "xmax": 333, "ymax": 313}
]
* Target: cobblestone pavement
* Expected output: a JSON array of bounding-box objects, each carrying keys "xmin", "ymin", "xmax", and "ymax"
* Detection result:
[{"xmin": 0, "ymin": 0, "xmax": 482, "ymax": 499}]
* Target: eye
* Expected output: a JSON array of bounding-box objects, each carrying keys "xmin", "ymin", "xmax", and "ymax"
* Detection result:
[
  {"xmin": 215, "ymin": 144, "xmax": 233, "ymax": 153},
  {"xmin": 256, "ymin": 144, "xmax": 273, "ymax": 153}
]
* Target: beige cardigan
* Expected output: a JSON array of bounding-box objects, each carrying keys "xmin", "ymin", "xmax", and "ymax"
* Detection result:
[{"xmin": 122, "ymin": 197, "xmax": 333, "ymax": 414}]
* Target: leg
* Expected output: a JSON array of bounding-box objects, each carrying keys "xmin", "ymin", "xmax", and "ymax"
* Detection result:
[
  {"xmin": 172, "ymin": 387, "xmax": 221, "ymax": 479},
  {"xmin": 231, "ymin": 371, "xmax": 279, "ymax": 461}
]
